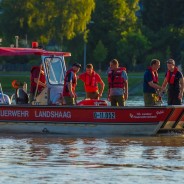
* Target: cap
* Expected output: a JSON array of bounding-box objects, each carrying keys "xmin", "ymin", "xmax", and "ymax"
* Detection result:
[
  {"xmin": 167, "ymin": 59, "xmax": 175, "ymax": 65},
  {"xmin": 72, "ymin": 62, "xmax": 81, "ymax": 68}
]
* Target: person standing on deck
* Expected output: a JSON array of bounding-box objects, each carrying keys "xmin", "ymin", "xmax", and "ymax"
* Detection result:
[
  {"xmin": 161, "ymin": 59, "xmax": 184, "ymax": 105},
  {"xmin": 63, "ymin": 63, "xmax": 81, "ymax": 105},
  {"xmin": 108, "ymin": 59, "xmax": 128, "ymax": 106},
  {"xmin": 143, "ymin": 59, "xmax": 162, "ymax": 106},
  {"xmin": 30, "ymin": 64, "xmax": 46, "ymax": 103},
  {"xmin": 78, "ymin": 64, "xmax": 105, "ymax": 99}
]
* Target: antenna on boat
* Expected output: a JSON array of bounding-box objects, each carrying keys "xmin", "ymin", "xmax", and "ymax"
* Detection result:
[{"xmin": 0, "ymin": 82, "xmax": 6, "ymax": 103}]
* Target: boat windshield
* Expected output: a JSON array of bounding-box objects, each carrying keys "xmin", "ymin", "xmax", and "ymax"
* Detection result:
[{"xmin": 43, "ymin": 56, "xmax": 66, "ymax": 85}]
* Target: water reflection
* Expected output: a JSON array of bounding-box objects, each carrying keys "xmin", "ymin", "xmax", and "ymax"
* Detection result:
[
  {"xmin": 0, "ymin": 135, "xmax": 184, "ymax": 183},
  {"xmin": 165, "ymin": 149, "xmax": 182, "ymax": 160},
  {"xmin": 142, "ymin": 148, "xmax": 157, "ymax": 160},
  {"xmin": 127, "ymin": 96, "xmax": 144, "ymax": 106}
]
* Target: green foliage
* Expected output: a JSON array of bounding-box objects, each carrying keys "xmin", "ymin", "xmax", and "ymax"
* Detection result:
[
  {"xmin": 117, "ymin": 30, "xmax": 150, "ymax": 69},
  {"xmin": 0, "ymin": 0, "xmax": 95, "ymax": 45},
  {"xmin": 0, "ymin": 0, "xmax": 184, "ymax": 72},
  {"xmin": 88, "ymin": 0, "xmax": 140, "ymax": 61},
  {"xmin": 93, "ymin": 40, "xmax": 108, "ymax": 70},
  {"xmin": 141, "ymin": 0, "xmax": 184, "ymax": 31},
  {"xmin": 141, "ymin": 0, "xmax": 184, "ymax": 67},
  {"xmin": 0, "ymin": 0, "xmax": 29, "ymax": 45}
]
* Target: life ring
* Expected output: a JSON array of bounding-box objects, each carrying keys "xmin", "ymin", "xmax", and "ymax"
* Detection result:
[{"xmin": 77, "ymin": 99, "xmax": 108, "ymax": 106}]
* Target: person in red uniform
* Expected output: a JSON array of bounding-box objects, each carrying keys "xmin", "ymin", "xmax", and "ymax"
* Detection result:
[
  {"xmin": 63, "ymin": 63, "xmax": 81, "ymax": 105},
  {"xmin": 108, "ymin": 59, "xmax": 128, "ymax": 106},
  {"xmin": 30, "ymin": 64, "xmax": 46, "ymax": 103},
  {"xmin": 78, "ymin": 64, "xmax": 105, "ymax": 99}
]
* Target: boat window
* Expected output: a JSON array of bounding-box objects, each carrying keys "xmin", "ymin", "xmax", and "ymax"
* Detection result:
[{"xmin": 43, "ymin": 56, "xmax": 66, "ymax": 85}]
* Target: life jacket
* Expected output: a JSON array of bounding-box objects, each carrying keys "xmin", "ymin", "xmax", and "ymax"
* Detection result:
[
  {"xmin": 30, "ymin": 66, "xmax": 46, "ymax": 93},
  {"xmin": 166, "ymin": 67, "xmax": 178, "ymax": 84},
  {"xmin": 147, "ymin": 66, "xmax": 158, "ymax": 83},
  {"xmin": 63, "ymin": 68, "xmax": 77, "ymax": 96},
  {"xmin": 108, "ymin": 67, "xmax": 126, "ymax": 88},
  {"xmin": 85, "ymin": 71, "xmax": 97, "ymax": 87}
]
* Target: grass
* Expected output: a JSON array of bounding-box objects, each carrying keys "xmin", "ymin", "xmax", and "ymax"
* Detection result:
[
  {"xmin": 0, "ymin": 72, "xmax": 30, "ymax": 95},
  {"xmin": 0, "ymin": 71, "xmax": 165, "ymax": 97}
]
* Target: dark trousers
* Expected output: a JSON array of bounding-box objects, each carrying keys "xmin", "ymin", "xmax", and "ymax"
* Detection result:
[{"xmin": 168, "ymin": 91, "xmax": 182, "ymax": 105}]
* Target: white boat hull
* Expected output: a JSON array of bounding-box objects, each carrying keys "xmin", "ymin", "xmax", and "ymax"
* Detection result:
[{"xmin": 0, "ymin": 121, "xmax": 162, "ymax": 136}]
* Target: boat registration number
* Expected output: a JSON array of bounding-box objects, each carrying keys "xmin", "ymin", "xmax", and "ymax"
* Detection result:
[{"xmin": 93, "ymin": 112, "xmax": 116, "ymax": 119}]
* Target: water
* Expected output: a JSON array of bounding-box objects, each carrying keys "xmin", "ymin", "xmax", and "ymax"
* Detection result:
[
  {"xmin": 127, "ymin": 96, "xmax": 144, "ymax": 106},
  {"xmin": 0, "ymin": 135, "xmax": 184, "ymax": 184},
  {"xmin": 0, "ymin": 96, "xmax": 184, "ymax": 184}
]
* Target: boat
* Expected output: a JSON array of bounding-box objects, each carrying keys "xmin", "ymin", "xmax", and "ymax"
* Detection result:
[{"xmin": 0, "ymin": 46, "xmax": 183, "ymax": 136}]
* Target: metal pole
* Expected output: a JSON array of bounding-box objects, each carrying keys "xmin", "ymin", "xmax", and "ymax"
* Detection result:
[{"xmin": 15, "ymin": 36, "xmax": 19, "ymax": 48}]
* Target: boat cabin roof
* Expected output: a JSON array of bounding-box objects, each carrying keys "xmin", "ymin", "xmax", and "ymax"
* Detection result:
[{"xmin": 0, "ymin": 47, "xmax": 71, "ymax": 57}]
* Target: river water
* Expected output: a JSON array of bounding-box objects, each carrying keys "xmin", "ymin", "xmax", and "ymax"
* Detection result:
[
  {"xmin": 0, "ymin": 135, "xmax": 184, "ymax": 184},
  {"xmin": 0, "ymin": 96, "xmax": 184, "ymax": 184}
]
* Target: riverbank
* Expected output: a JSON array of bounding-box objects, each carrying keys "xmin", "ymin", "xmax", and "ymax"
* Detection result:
[{"xmin": 0, "ymin": 71, "xmax": 165, "ymax": 97}]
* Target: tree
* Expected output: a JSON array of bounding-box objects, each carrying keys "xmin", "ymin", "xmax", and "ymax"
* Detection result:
[
  {"xmin": 140, "ymin": 0, "xmax": 184, "ymax": 63},
  {"xmin": 117, "ymin": 30, "xmax": 150, "ymax": 70},
  {"xmin": 88, "ymin": 0, "xmax": 140, "ymax": 64},
  {"xmin": 0, "ymin": 0, "xmax": 30, "ymax": 45},
  {"xmin": 141, "ymin": 0, "xmax": 184, "ymax": 31},
  {"xmin": 93, "ymin": 40, "xmax": 108, "ymax": 71},
  {"xmin": 0, "ymin": 0, "xmax": 95, "ymax": 46}
]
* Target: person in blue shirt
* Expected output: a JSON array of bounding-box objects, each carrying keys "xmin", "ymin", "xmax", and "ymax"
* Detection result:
[
  {"xmin": 143, "ymin": 59, "xmax": 162, "ymax": 106},
  {"xmin": 63, "ymin": 63, "xmax": 81, "ymax": 105}
]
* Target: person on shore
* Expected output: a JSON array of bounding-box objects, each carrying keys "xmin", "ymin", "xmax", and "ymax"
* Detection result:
[
  {"xmin": 78, "ymin": 64, "xmax": 105, "ymax": 99},
  {"xmin": 30, "ymin": 64, "xmax": 46, "ymax": 103},
  {"xmin": 161, "ymin": 59, "xmax": 184, "ymax": 105},
  {"xmin": 62, "ymin": 62, "xmax": 81, "ymax": 105},
  {"xmin": 108, "ymin": 59, "xmax": 128, "ymax": 106},
  {"xmin": 143, "ymin": 59, "xmax": 162, "ymax": 106}
]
